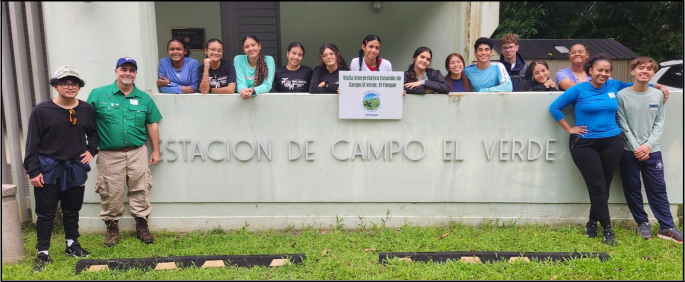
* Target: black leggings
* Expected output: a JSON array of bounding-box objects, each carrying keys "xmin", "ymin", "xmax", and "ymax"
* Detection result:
[{"xmin": 569, "ymin": 134, "xmax": 624, "ymax": 228}]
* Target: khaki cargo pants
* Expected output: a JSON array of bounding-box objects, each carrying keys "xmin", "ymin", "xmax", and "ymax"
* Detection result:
[{"xmin": 95, "ymin": 145, "xmax": 153, "ymax": 221}]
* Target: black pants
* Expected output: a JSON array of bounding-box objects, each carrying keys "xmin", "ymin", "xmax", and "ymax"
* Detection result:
[
  {"xmin": 619, "ymin": 150, "xmax": 674, "ymax": 228},
  {"xmin": 34, "ymin": 183, "xmax": 85, "ymax": 251},
  {"xmin": 569, "ymin": 134, "xmax": 623, "ymax": 228}
]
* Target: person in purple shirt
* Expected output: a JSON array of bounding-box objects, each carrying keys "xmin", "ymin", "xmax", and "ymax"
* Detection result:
[
  {"xmin": 556, "ymin": 43, "xmax": 590, "ymax": 91},
  {"xmin": 157, "ymin": 38, "xmax": 200, "ymax": 94},
  {"xmin": 549, "ymin": 54, "xmax": 670, "ymax": 246}
]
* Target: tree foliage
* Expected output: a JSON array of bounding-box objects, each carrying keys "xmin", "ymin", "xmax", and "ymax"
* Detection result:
[{"xmin": 494, "ymin": 1, "xmax": 684, "ymax": 62}]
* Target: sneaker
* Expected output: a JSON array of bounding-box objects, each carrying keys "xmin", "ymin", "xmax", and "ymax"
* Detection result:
[
  {"xmin": 602, "ymin": 228, "xmax": 617, "ymax": 246},
  {"xmin": 585, "ymin": 221, "xmax": 598, "ymax": 238},
  {"xmin": 637, "ymin": 222, "xmax": 652, "ymax": 240},
  {"xmin": 65, "ymin": 241, "xmax": 90, "ymax": 257},
  {"xmin": 657, "ymin": 227, "xmax": 684, "ymax": 244},
  {"xmin": 32, "ymin": 253, "xmax": 52, "ymax": 272}
]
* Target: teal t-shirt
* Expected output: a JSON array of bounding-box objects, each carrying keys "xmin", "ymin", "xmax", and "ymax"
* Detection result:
[{"xmin": 233, "ymin": 55, "xmax": 276, "ymax": 95}]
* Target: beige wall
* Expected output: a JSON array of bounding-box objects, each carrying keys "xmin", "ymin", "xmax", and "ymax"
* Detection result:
[
  {"xmin": 154, "ymin": 2, "xmax": 223, "ymax": 65},
  {"xmin": 280, "ymin": 2, "xmax": 468, "ymax": 72}
]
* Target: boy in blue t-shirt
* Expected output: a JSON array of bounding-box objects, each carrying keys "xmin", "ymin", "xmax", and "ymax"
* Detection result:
[{"xmin": 463, "ymin": 37, "xmax": 513, "ymax": 92}]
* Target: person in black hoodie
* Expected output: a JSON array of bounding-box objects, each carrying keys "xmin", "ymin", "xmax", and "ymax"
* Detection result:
[
  {"xmin": 404, "ymin": 46, "xmax": 450, "ymax": 94},
  {"xmin": 518, "ymin": 60, "xmax": 558, "ymax": 91},
  {"xmin": 310, "ymin": 43, "xmax": 349, "ymax": 94},
  {"xmin": 498, "ymin": 34, "xmax": 528, "ymax": 91},
  {"xmin": 24, "ymin": 65, "xmax": 98, "ymax": 272}
]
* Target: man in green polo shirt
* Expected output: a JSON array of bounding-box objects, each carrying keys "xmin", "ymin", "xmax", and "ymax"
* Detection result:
[{"xmin": 87, "ymin": 57, "xmax": 162, "ymax": 246}]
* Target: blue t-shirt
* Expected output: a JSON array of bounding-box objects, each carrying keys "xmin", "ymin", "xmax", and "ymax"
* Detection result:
[
  {"xmin": 549, "ymin": 80, "xmax": 632, "ymax": 139},
  {"xmin": 158, "ymin": 57, "xmax": 200, "ymax": 94},
  {"xmin": 450, "ymin": 79, "xmax": 466, "ymax": 92},
  {"xmin": 463, "ymin": 62, "xmax": 513, "ymax": 92}
]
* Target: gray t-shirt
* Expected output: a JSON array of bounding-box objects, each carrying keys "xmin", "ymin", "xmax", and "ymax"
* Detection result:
[{"xmin": 616, "ymin": 87, "xmax": 665, "ymax": 152}]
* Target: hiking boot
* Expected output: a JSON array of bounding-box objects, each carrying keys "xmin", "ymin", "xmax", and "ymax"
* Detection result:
[
  {"xmin": 602, "ymin": 228, "xmax": 617, "ymax": 246},
  {"xmin": 65, "ymin": 241, "xmax": 90, "ymax": 257},
  {"xmin": 585, "ymin": 221, "xmax": 598, "ymax": 238},
  {"xmin": 104, "ymin": 220, "xmax": 120, "ymax": 247},
  {"xmin": 32, "ymin": 253, "xmax": 52, "ymax": 272},
  {"xmin": 636, "ymin": 222, "xmax": 651, "ymax": 240},
  {"xmin": 657, "ymin": 227, "xmax": 683, "ymax": 244},
  {"xmin": 135, "ymin": 217, "xmax": 154, "ymax": 244}
]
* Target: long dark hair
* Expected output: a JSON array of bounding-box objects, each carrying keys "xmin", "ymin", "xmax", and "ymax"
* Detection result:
[
  {"xmin": 204, "ymin": 38, "xmax": 224, "ymax": 59},
  {"xmin": 318, "ymin": 43, "xmax": 348, "ymax": 69},
  {"xmin": 406, "ymin": 47, "xmax": 432, "ymax": 83},
  {"xmin": 242, "ymin": 35, "xmax": 268, "ymax": 86},
  {"xmin": 583, "ymin": 53, "xmax": 612, "ymax": 76},
  {"xmin": 287, "ymin": 42, "xmax": 305, "ymax": 55},
  {"xmin": 527, "ymin": 60, "xmax": 550, "ymax": 83},
  {"xmin": 444, "ymin": 53, "xmax": 471, "ymax": 92},
  {"xmin": 358, "ymin": 34, "xmax": 381, "ymax": 71},
  {"xmin": 168, "ymin": 38, "xmax": 191, "ymax": 57}
]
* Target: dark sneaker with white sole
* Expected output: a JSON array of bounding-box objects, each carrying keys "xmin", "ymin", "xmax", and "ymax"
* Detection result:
[
  {"xmin": 32, "ymin": 253, "xmax": 52, "ymax": 272},
  {"xmin": 637, "ymin": 222, "xmax": 651, "ymax": 240},
  {"xmin": 65, "ymin": 241, "xmax": 90, "ymax": 257},
  {"xmin": 657, "ymin": 227, "xmax": 683, "ymax": 244},
  {"xmin": 602, "ymin": 228, "xmax": 617, "ymax": 246},
  {"xmin": 585, "ymin": 221, "xmax": 598, "ymax": 238}
]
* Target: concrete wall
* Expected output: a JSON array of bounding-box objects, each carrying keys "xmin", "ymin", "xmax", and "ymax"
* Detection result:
[
  {"xmin": 75, "ymin": 92, "xmax": 683, "ymax": 231},
  {"xmin": 154, "ymin": 2, "xmax": 222, "ymax": 65},
  {"xmin": 42, "ymin": 2, "xmax": 159, "ymax": 99},
  {"xmin": 280, "ymin": 2, "xmax": 468, "ymax": 73}
]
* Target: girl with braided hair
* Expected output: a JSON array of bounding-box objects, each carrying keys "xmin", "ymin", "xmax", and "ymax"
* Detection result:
[
  {"xmin": 234, "ymin": 35, "xmax": 276, "ymax": 99},
  {"xmin": 349, "ymin": 34, "xmax": 392, "ymax": 72},
  {"xmin": 403, "ymin": 46, "xmax": 450, "ymax": 94}
]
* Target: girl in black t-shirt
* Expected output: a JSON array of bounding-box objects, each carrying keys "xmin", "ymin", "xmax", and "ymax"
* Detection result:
[
  {"xmin": 310, "ymin": 43, "xmax": 349, "ymax": 94},
  {"xmin": 273, "ymin": 42, "xmax": 313, "ymax": 93},
  {"xmin": 198, "ymin": 38, "xmax": 237, "ymax": 94}
]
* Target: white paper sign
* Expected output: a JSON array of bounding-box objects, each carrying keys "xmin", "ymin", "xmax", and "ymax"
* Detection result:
[{"xmin": 339, "ymin": 71, "xmax": 404, "ymax": 119}]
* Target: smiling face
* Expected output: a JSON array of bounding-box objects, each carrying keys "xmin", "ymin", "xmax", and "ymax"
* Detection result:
[
  {"xmin": 531, "ymin": 64, "xmax": 550, "ymax": 84},
  {"xmin": 474, "ymin": 44, "xmax": 492, "ymax": 64},
  {"xmin": 413, "ymin": 51, "xmax": 432, "ymax": 71},
  {"xmin": 115, "ymin": 63, "xmax": 137, "ymax": 86},
  {"xmin": 568, "ymin": 44, "xmax": 589, "ymax": 65},
  {"xmin": 205, "ymin": 41, "xmax": 223, "ymax": 62},
  {"xmin": 448, "ymin": 55, "xmax": 465, "ymax": 75},
  {"xmin": 588, "ymin": 60, "xmax": 612, "ymax": 85},
  {"xmin": 287, "ymin": 46, "xmax": 304, "ymax": 67},
  {"xmin": 243, "ymin": 38, "xmax": 261, "ymax": 59},
  {"xmin": 362, "ymin": 39, "xmax": 380, "ymax": 61},
  {"xmin": 168, "ymin": 41, "xmax": 186, "ymax": 63},
  {"xmin": 321, "ymin": 48, "xmax": 337, "ymax": 67},
  {"xmin": 631, "ymin": 63, "xmax": 656, "ymax": 83}
]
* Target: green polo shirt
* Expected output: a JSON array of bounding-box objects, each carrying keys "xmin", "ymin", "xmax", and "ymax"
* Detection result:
[{"xmin": 87, "ymin": 81, "xmax": 162, "ymax": 150}]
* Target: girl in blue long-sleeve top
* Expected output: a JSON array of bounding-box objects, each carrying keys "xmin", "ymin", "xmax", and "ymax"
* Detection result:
[{"xmin": 157, "ymin": 38, "xmax": 199, "ymax": 94}]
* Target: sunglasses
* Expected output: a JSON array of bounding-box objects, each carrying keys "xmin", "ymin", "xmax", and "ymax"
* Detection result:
[{"xmin": 68, "ymin": 109, "xmax": 77, "ymax": 126}]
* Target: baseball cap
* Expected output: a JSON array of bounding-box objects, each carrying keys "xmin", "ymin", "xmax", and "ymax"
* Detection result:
[
  {"xmin": 116, "ymin": 57, "xmax": 138, "ymax": 68},
  {"xmin": 53, "ymin": 65, "xmax": 81, "ymax": 80}
]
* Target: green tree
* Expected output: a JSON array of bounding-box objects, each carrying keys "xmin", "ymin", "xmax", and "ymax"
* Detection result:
[{"xmin": 494, "ymin": 1, "xmax": 683, "ymax": 62}]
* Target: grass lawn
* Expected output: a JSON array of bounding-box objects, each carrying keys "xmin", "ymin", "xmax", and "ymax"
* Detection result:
[{"xmin": 2, "ymin": 219, "xmax": 683, "ymax": 280}]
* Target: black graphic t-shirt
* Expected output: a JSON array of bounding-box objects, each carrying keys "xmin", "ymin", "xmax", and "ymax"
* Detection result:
[
  {"xmin": 197, "ymin": 59, "xmax": 237, "ymax": 89},
  {"xmin": 272, "ymin": 66, "xmax": 313, "ymax": 93}
]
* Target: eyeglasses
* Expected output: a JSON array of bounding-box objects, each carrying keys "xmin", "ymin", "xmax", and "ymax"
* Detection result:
[
  {"xmin": 68, "ymin": 109, "xmax": 77, "ymax": 126},
  {"xmin": 502, "ymin": 46, "xmax": 517, "ymax": 51},
  {"xmin": 208, "ymin": 48, "xmax": 223, "ymax": 53},
  {"xmin": 58, "ymin": 82, "xmax": 80, "ymax": 89},
  {"xmin": 569, "ymin": 50, "xmax": 586, "ymax": 55}
]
